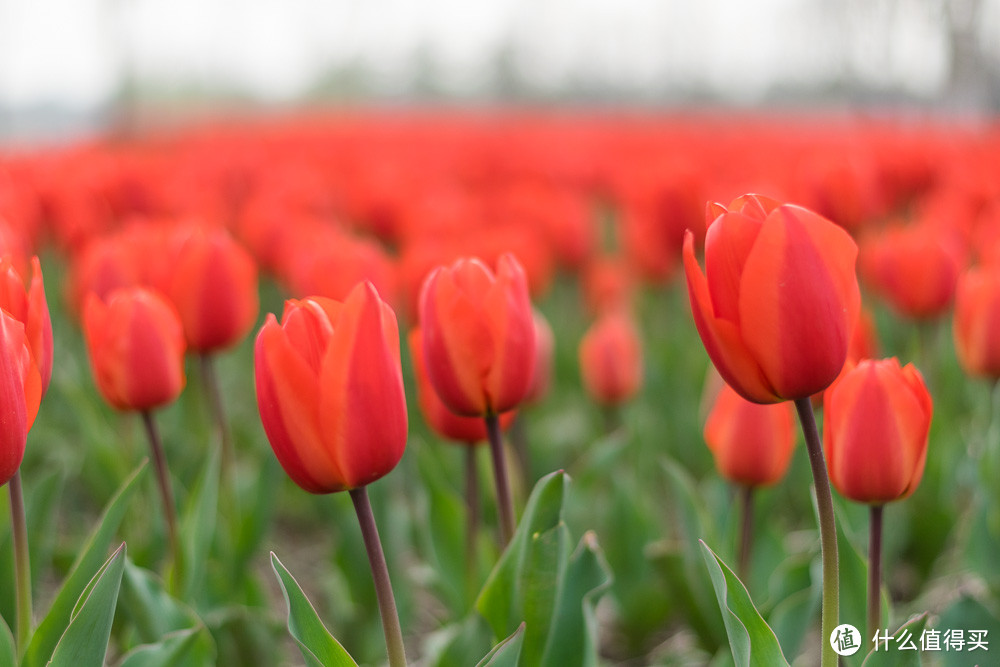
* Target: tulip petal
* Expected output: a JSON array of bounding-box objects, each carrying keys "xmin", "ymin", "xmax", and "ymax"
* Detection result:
[
  {"xmin": 0, "ymin": 312, "xmax": 28, "ymax": 485},
  {"xmin": 683, "ymin": 231, "xmax": 779, "ymax": 403},
  {"xmin": 704, "ymin": 210, "xmax": 764, "ymax": 323},
  {"xmin": 483, "ymin": 254, "xmax": 535, "ymax": 414}
]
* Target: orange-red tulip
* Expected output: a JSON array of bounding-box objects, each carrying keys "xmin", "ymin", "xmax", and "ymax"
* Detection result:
[
  {"xmin": 418, "ymin": 254, "xmax": 536, "ymax": 417},
  {"xmin": 0, "ymin": 256, "xmax": 53, "ymax": 394},
  {"xmin": 704, "ymin": 383, "xmax": 796, "ymax": 487},
  {"xmin": 83, "ymin": 288, "xmax": 186, "ymax": 411},
  {"xmin": 953, "ymin": 265, "xmax": 1000, "ymax": 378},
  {"xmin": 683, "ymin": 194, "xmax": 860, "ymax": 403},
  {"xmin": 824, "ymin": 358, "xmax": 931, "ymax": 504},
  {"xmin": 578, "ymin": 310, "xmax": 643, "ymax": 406},
  {"xmin": 255, "ymin": 282, "xmax": 407, "ymax": 494},
  {"xmin": 0, "ymin": 310, "xmax": 42, "ymax": 486},
  {"xmin": 524, "ymin": 310, "xmax": 555, "ymax": 405},
  {"xmin": 162, "ymin": 225, "xmax": 259, "ymax": 352}
]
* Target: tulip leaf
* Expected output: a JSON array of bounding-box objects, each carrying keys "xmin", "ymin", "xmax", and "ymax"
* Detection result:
[
  {"xmin": 422, "ymin": 615, "xmax": 494, "ymax": 667},
  {"xmin": 115, "ymin": 626, "xmax": 216, "ymax": 667},
  {"xmin": 47, "ymin": 542, "xmax": 127, "ymax": 667},
  {"xmin": 23, "ymin": 461, "xmax": 147, "ymax": 667},
  {"xmin": 0, "ymin": 615, "xmax": 14, "ymax": 666},
  {"xmin": 700, "ymin": 540, "xmax": 789, "ymax": 667},
  {"xmin": 270, "ymin": 552, "xmax": 359, "ymax": 667},
  {"xmin": 936, "ymin": 595, "xmax": 1000, "ymax": 667},
  {"xmin": 176, "ymin": 443, "xmax": 220, "ymax": 601},
  {"xmin": 860, "ymin": 613, "xmax": 929, "ymax": 666},
  {"xmin": 475, "ymin": 623, "xmax": 525, "ymax": 667}
]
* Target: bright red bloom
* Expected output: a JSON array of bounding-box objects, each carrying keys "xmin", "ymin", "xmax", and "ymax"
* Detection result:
[
  {"xmin": 704, "ymin": 382, "xmax": 796, "ymax": 487},
  {"xmin": 683, "ymin": 194, "xmax": 860, "ymax": 403},
  {"xmin": 83, "ymin": 288, "xmax": 186, "ymax": 411},
  {"xmin": 0, "ymin": 310, "xmax": 42, "ymax": 486},
  {"xmin": 953, "ymin": 265, "xmax": 1000, "ymax": 378},
  {"xmin": 418, "ymin": 254, "xmax": 536, "ymax": 417},
  {"xmin": 161, "ymin": 225, "xmax": 259, "ymax": 352},
  {"xmin": 255, "ymin": 282, "xmax": 407, "ymax": 494},
  {"xmin": 0, "ymin": 256, "xmax": 53, "ymax": 394},
  {"xmin": 578, "ymin": 310, "xmax": 643, "ymax": 406},
  {"xmin": 824, "ymin": 359, "xmax": 931, "ymax": 504}
]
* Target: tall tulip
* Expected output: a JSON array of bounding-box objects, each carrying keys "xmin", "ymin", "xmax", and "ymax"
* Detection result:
[
  {"xmin": 418, "ymin": 253, "xmax": 536, "ymax": 545},
  {"xmin": 684, "ymin": 193, "xmax": 860, "ymax": 667},
  {"xmin": 823, "ymin": 358, "xmax": 931, "ymax": 639},
  {"xmin": 255, "ymin": 281, "xmax": 407, "ymax": 667}
]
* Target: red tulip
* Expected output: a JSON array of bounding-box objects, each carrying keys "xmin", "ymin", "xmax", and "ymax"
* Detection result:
[
  {"xmin": 0, "ymin": 311, "xmax": 42, "ymax": 486},
  {"xmin": 83, "ymin": 288, "xmax": 186, "ymax": 411},
  {"xmin": 162, "ymin": 225, "xmax": 259, "ymax": 352},
  {"xmin": 255, "ymin": 282, "xmax": 407, "ymax": 494},
  {"xmin": 418, "ymin": 254, "xmax": 536, "ymax": 417},
  {"xmin": 953, "ymin": 264, "xmax": 1000, "ymax": 378},
  {"xmin": 0, "ymin": 256, "xmax": 53, "ymax": 394},
  {"xmin": 683, "ymin": 194, "xmax": 860, "ymax": 403},
  {"xmin": 524, "ymin": 310, "xmax": 555, "ymax": 405},
  {"xmin": 578, "ymin": 310, "xmax": 643, "ymax": 406},
  {"xmin": 824, "ymin": 359, "xmax": 931, "ymax": 504},
  {"xmin": 704, "ymin": 382, "xmax": 796, "ymax": 487}
]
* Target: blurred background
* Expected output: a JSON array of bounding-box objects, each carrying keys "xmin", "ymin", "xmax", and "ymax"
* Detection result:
[{"xmin": 2, "ymin": 0, "xmax": 1000, "ymax": 144}]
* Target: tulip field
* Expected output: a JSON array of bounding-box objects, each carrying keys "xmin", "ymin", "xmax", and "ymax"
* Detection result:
[{"xmin": 2, "ymin": 109, "xmax": 1000, "ymax": 666}]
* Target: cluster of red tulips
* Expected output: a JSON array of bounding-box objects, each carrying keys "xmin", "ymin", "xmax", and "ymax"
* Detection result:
[{"xmin": 1, "ymin": 109, "xmax": 1000, "ymax": 665}]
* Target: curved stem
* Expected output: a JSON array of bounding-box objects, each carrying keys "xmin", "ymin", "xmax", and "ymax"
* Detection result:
[
  {"xmin": 349, "ymin": 487, "xmax": 406, "ymax": 667},
  {"xmin": 8, "ymin": 471, "xmax": 32, "ymax": 655},
  {"xmin": 140, "ymin": 411, "xmax": 181, "ymax": 578},
  {"xmin": 794, "ymin": 397, "xmax": 840, "ymax": 667},
  {"xmin": 485, "ymin": 413, "xmax": 516, "ymax": 547},
  {"xmin": 737, "ymin": 485, "xmax": 754, "ymax": 583},
  {"xmin": 867, "ymin": 504, "xmax": 884, "ymax": 641},
  {"xmin": 465, "ymin": 445, "xmax": 480, "ymax": 603}
]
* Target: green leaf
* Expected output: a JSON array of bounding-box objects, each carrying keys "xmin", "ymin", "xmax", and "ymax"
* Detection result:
[
  {"xmin": 861, "ymin": 613, "xmax": 929, "ymax": 666},
  {"xmin": 700, "ymin": 540, "xmax": 789, "ymax": 667},
  {"xmin": 270, "ymin": 552, "xmax": 358, "ymax": 667},
  {"xmin": 937, "ymin": 596, "xmax": 1000, "ymax": 667},
  {"xmin": 422, "ymin": 616, "xmax": 493, "ymax": 667},
  {"xmin": 0, "ymin": 614, "xmax": 14, "ymax": 666},
  {"xmin": 119, "ymin": 560, "xmax": 202, "ymax": 643},
  {"xmin": 177, "ymin": 444, "xmax": 220, "ymax": 600},
  {"xmin": 23, "ymin": 462, "xmax": 147, "ymax": 667},
  {"xmin": 48, "ymin": 543, "xmax": 127, "ymax": 667},
  {"xmin": 115, "ymin": 627, "xmax": 215, "ymax": 667},
  {"xmin": 476, "ymin": 623, "xmax": 525, "ymax": 667}
]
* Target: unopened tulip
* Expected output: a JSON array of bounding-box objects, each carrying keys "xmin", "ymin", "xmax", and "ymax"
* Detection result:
[
  {"xmin": 162, "ymin": 226, "xmax": 259, "ymax": 352},
  {"xmin": 704, "ymin": 383, "xmax": 796, "ymax": 487},
  {"xmin": 0, "ymin": 256, "xmax": 53, "ymax": 394},
  {"xmin": 255, "ymin": 282, "xmax": 407, "ymax": 493},
  {"xmin": 0, "ymin": 311, "xmax": 41, "ymax": 486},
  {"xmin": 953, "ymin": 265, "xmax": 1000, "ymax": 378},
  {"xmin": 579, "ymin": 310, "xmax": 643, "ymax": 406},
  {"xmin": 824, "ymin": 358, "xmax": 931, "ymax": 504},
  {"xmin": 83, "ymin": 288, "xmax": 186, "ymax": 411},
  {"xmin": 683, "ymin": 194, "xmax": 860, "ymax": 403},
  {"xmin": 418, "ymin": 254, "xmax": 536, "ymax": 417}
]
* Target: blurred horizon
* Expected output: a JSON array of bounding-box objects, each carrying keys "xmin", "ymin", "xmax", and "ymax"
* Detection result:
[{"xmin": 2, "ymin": 0, "xmax": 1000, "ymax": 145}]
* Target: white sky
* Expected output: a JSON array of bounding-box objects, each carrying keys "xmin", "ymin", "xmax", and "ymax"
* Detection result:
[{"xmin": 0, "ymin": 0, "xmax": 996, "ymax": 108}]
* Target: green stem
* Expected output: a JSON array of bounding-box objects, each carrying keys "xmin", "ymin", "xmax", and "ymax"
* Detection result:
[
  {"xmin": 200, "ymin": 353, "xmax": 233, "ymax": 478},
  {"xmin": 793, "ymin": 397, "xmax": 839, "ymax": 667},
  {"xmin": 140, "ymin": 411, "xmax": 181, "ymax": 579},
  {"xmin": 485, "ymin": 413, "xmax": 516, "ymax": 547},
  {"xmin": 465, "ymin": 446, "xmax": 480, "ymax": 603},
  {"xmin": 867, "ymin": 504, "xmax": 884, "ymax": 641},
  {"xmin": 737, "ymin": 485, "xmax": 754, "ymax": 583},
  {"xmin": 349, "ymin": 487, "xmax": 406, "ymax": 667},
  {"xmin": 8, "ymin": 471, "xmax": 32, "ymax": 655}
]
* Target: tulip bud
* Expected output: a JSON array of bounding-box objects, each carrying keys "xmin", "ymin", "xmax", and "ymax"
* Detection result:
[
  {"xmin": 255, "ymin": 282, "xmax": 407, "ymax": 493},
  {"xmin": 83, "ymin": 288, "xmax": 186, "ymax": 411},
  {"xmin": 704, "ymin": 383, "xmax": 796, "ymax": 487},
  {"xmin": 823, "ymin": 358, "xmax": 931, "ymax": 504},
  {"xmin": 578, "ymin": 310, "xmax": 643, "ymax": 406},
  {"xmin": 683, "ymin": 194, "xmax": 860, "ymax": 403},
  {"xmin": 418, "ymin": 254, "xmax": 536, "ymax": 417}
]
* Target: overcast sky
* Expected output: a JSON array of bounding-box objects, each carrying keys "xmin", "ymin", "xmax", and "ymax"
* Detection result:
[{"xmin": 0, "ymin": 0, "xmax": 998, "ymax": 109}]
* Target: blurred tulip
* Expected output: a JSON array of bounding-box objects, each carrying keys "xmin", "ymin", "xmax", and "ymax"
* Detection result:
[
  {"xmin": 704, "ymin": 383, "xmax": 796, "ymax": 487},
  {"xmin": 953, "ymin": 265, "xmax": 1000, "ymax": 379},
  {"xmin": 525, "ymin": 310, "xmax": 555, "ymax": 405},
  {"xmin": 162, "ymin": 225, "xmax": 259, "ymax": 352},
  {"xmin": 683, "ymin": 194, "xmax": 860, "ymax": 403},
  {"xmin": 579, "ymin": 310, "xmax": 643, "ymax": 406},
  {"xmin": 83, "ymin": 288, "xmax": 186, "ymax": 411},
  {"xmin": 255, "ymin": 282, "xmax": 407, "ymax": 494},
  {"xmin": 418, "ymin": 254, "xmax": 536, "ymax": 417},
  {"xmin": 0, "ymin": 311, "xmax": 41, "ymax": 486},
  {"xmin": 0, "ymin": 256, "xmax": 53, "ymax": 394},
  {"xmin": 824, "ymin": 359, "xmax": 932, "ymax": 504}
]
